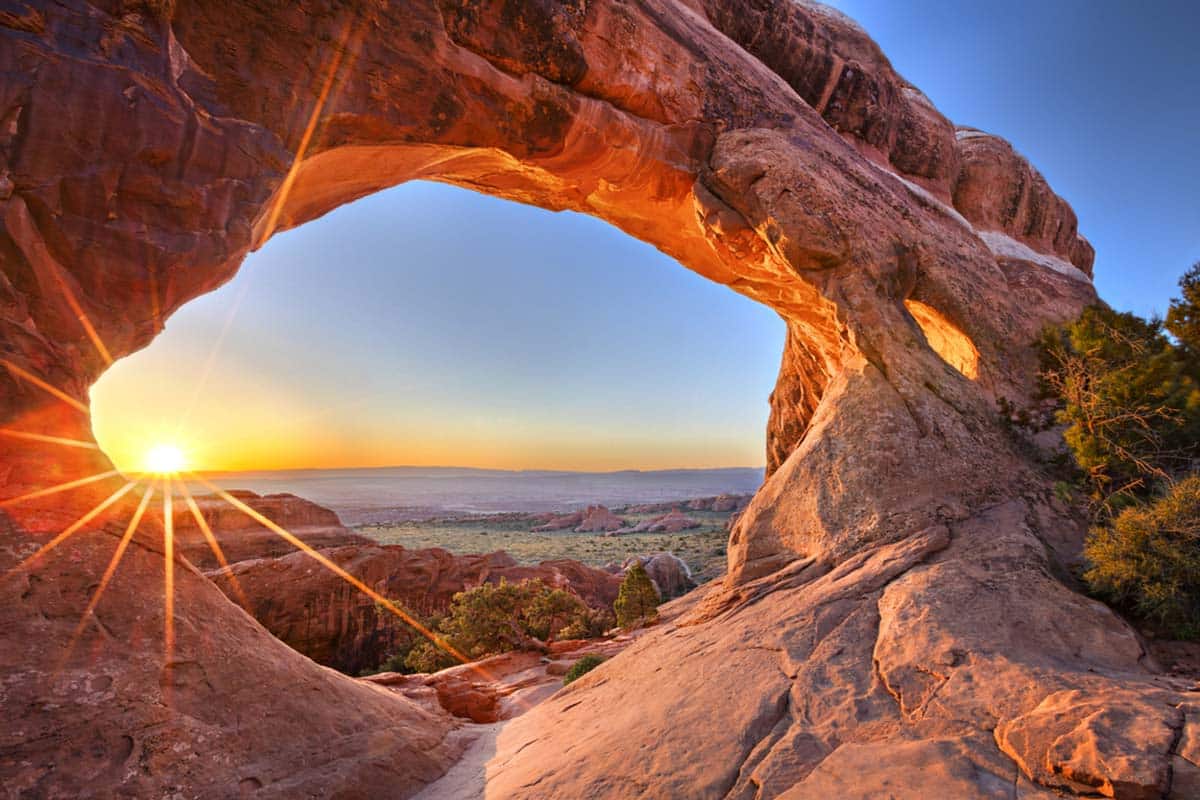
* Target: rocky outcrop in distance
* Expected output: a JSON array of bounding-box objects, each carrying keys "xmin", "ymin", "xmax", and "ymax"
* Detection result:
[
  {"xmin": 531, "ymin": 504, "xmax": 627, "ymax": 532},
  {"xmin": 621, "ymin": 492, "xmax": 753, "ymax": 514},
  {"xmin": 610, "ymin": 508, "xmax": 703, "ymax": 534},
  {"xmin": 3, "ymin": 0, "xmax": 1187, "ymax": 797},
  {"xmin": 173, "ymin": 490, "xmax": 371, "ymax": 569}
]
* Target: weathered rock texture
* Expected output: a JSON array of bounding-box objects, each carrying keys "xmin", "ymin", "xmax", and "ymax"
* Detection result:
[
  {"xmin": 210, "ymin": 543, "xmax": 622, "ymax": 675},
  {"xmin": 0, "ymin": 1, "xmax": 1186, "ymax": 798}
]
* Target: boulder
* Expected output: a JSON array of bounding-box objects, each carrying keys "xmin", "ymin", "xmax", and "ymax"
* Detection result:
[
  {"xmin": 367, "ymin": 637, "xmax": 631, "ymax": 724},
  {"xmin": 710, "ymin": 493, "xmax": 750, "ymax": 512},
  {"xmin": 611, "ymin": 509, "xmax": 703, "ymax": 534},
  {"xmin": 624, "ymin": 552, "xmax": 695, "ymax": 599}
]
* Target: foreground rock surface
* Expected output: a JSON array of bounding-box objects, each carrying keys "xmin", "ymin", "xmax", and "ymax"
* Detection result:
[
  {"xmin": 1, "ymin": 0, "xmax": 1187, "ymax": 797},
  {"xmin": 210, "ymin": 543, "xmax": 622, "ymax": 674}
]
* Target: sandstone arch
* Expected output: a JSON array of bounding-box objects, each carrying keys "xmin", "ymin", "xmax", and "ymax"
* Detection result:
[{"xmin": 1, "ymin": 2, "xmax": 1193, "ymax": 798}]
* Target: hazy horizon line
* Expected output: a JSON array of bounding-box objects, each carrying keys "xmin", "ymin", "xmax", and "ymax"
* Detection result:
[{"xmin": 177, "ymin": 463, "xmax": 768, "ymax": 477}]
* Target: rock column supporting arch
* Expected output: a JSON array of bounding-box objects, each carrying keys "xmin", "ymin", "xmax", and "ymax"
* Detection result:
[{"xmin": 1, "ymin": 1, "xmax": 1193, "ymax": 798}]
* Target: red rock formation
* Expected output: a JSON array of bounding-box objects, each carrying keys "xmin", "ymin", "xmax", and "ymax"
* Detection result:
[
  {"xmin": 625, "ymin": 493, "xmax": 751, "ymax": 513},
  {"xmin": 531, "ymin": 505, "xmax": 628, "ymax": 532},
  {"xmin": 710, "ymin": 493, "xmax": 750, "ymax": 512},
  {"xmin": 646, "ymin": 509, "xmax": 701, "ymax": 532},
  {"xmin": 210, "ymin": 544, "xmax": 622, "ymax": 675},
  {"xmin": 530, "ymin": 510, "xmax": 582, "ymax": 532},
  {"xmin": 0, "ymin": 1, "xmax": 1183, "ymax": 797},
  {"xmin": 615, "ymin": 508, "xmax": 703, "ymax": 534},
  {"xmin": 173, "ymin": 490, "xmax": 369, "ymax": 569},
  {"xmin": 573, "ymin": 504, "xmax": 626, "ymax": 532}
]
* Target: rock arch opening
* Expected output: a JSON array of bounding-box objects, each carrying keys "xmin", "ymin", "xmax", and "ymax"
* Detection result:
[
  {"xmin": 89, "ymin": 179, "xmax": 785, "ymax": 479},
  {"xmin": 904, "ymin": 298, "xmax": 980, "ymax": 380}
]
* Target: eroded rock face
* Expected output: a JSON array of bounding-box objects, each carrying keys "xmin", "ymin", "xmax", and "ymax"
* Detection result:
[
  {"xmin": 210, "ymin": 543, "xmax": 622, "ymax": 675},
  {"xmin": 0, "ymin": 1, "xmax": 1183, "ymax": 798},
  {"xmin": 954, "ymin": 127, "xmax": 1095, "ymax": 276}
]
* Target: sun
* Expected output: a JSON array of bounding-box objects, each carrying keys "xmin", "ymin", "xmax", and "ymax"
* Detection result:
[{"xmin": 142, "ymin": 443, "xmax": 188, "ymax": 474}]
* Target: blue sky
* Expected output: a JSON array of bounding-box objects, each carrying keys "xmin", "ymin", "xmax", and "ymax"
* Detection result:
[{"xmin": 90, "ymin": 2, "xmax": 1199, "ymax": 472}]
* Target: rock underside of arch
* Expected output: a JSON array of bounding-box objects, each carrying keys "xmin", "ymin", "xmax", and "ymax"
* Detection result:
[{"xmin": 2, "ymin": 1, "xmax": 1196, "ymax": 798}]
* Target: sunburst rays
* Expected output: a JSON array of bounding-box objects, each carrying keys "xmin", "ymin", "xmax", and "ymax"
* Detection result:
[
  {"xmin": 1, "ymin": 358, "xmax": 90, "ymax": 415},
  {"xmin": 40, "ymin": 260, "xmax": 113, "ymax": 366},
  {"xmin": 175, "ymin": 477, "xmax": 251, "ymax": 610},
  {"xmin": 161, "ymin": 476, "xmax": 175, "ymax": 680},
  {"xmin": 0, "ymin": 428, "xmax": 100, "ymax": 450},
  {"xmin": 254, "ymin": 16, "xmax": 368, "ymax": 248},
  {"xmin": 59, "ymin": 484, "xmax": 155, "ymax": 669},
  {"xmin": 7, "ymin": 481, "xmax": 137, "ymax": 576},
  {"xmin": 0, "ymin": 469, "xmax": 121, "ymax": 509},
  {"xmin": 5, "ymin": 11, "xmax": 489, "ymax": 694}
]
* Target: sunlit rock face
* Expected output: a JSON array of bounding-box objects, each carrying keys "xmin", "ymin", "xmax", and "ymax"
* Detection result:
[{"xmin": 0, "ymin": 1, "xmax": 1190, "ymax": 798}]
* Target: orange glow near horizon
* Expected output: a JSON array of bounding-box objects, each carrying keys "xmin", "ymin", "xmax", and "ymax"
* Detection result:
[
  {"xmin": 91, "ymin": 384, "xmax": 763, "ymax": 474},
  {"xmin": 143, "ymin": 443, "xmax": 188, "ymax": 475}
]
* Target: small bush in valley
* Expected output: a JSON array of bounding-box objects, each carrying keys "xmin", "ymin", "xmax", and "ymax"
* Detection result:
[
  {"xmin": 563, "ymin": 654, "xmax": 605, "ymax": 685},
  {"xmin": 404, "ymin": 578, "xmax": 594, "ymax": 673}
]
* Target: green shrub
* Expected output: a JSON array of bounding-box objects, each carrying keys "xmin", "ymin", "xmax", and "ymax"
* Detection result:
[
  {"xmin": 403, "ymin": 578, "xmax": 595, "ymax": 673},
  {"xmin": 614, "ymin": 562, "xmax": 660, "ymax": 628},
  {"xmin": 558, "ymin": 607, "xmax": 615, "ymax": 640},
  {"xmin": 563, "ymin": 654, "xmax": 605, "ymax": 685},
  {"xmin": 1038, "ymin": 303, "xmax": 1200, "ymax": 509},
  {"xmin": 1084, "ymin": 476, "xmax": 1200, "ymax": 638},
  {"xmin": 1166, "ymin": 262, "xmax": 1200, "ymax": 362}
]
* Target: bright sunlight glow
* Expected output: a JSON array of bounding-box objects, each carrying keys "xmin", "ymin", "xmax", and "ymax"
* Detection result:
[{"xmin": 142, "ymin": 443, "xmax": 187, "ymax": 474}]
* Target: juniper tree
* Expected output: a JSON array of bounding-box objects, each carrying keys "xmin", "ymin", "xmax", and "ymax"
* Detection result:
[{"xmin": 614, "ymin": 562, "xmax": 661, "ymax": 628}]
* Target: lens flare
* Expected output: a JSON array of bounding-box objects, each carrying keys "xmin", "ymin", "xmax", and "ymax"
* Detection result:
[{"xmin": 143, "ymin": 443, "xmax": 187, "ymax": 475}]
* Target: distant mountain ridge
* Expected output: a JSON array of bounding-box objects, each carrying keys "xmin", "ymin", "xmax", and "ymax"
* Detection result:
[{"xmin": 181, "ymin": 466, "xmax": 765, "ymax": 525}]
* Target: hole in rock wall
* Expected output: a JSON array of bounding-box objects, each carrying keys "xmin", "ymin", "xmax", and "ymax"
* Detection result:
[
  {"xmin": 89, "ymin": 180, "xmax": 783, "ymax": 520},
  {"xmin": 903, "ymin": 299, "xmax": 980, "ymax": 380}
]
